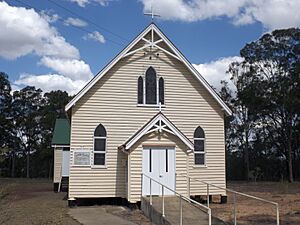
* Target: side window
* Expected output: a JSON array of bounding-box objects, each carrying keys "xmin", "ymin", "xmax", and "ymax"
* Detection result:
[
  {"xmin": 93, "ymin": 124, "xmax": 106, "ymax": 166},
  {"xmin": 194, "ymin": 126, "xmax": 205, "ymax": 165},
  {"xmin": 137, "ymin": 76, "xmax": 143, "ymax": 104}
]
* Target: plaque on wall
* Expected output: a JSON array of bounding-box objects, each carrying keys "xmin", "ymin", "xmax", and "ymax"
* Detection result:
[{"xmin": 73, "ymin": 151, "xmax": 91, "ymax": 165}]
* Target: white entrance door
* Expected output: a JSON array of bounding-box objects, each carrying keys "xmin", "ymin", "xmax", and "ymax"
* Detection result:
[{"xmin": 142, "ymin": 147, "xmax": 175, "ymax": 195}]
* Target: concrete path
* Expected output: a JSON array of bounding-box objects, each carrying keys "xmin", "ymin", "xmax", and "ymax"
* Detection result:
[{"xmin": 69, "ymin": 206, "xmax": 136, "ymax": 225}]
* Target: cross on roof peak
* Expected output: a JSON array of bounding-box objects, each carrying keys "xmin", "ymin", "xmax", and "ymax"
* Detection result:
[{"xmin": 144, "ymin": 6, "xmax": 160, "ymax": 22}]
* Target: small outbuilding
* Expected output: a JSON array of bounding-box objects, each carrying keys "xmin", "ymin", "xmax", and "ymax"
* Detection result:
[{"xmin": 52, "ymin": 118, "xmax": 70, "ymax": 192}]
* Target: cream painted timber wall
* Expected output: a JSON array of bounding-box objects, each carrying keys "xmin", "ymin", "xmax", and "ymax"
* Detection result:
[
  {"xmin": 53, "ymin": 147, "xmax": 62, "ymax": 183},
  {"xmin": 69, "ymin": 33, "xmax": 226, "ymax": 201}
]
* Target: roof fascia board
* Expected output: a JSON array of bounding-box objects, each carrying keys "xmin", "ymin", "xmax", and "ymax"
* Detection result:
[{"xmin": 126, "ymin": 113, "xmax": 194, "ymax": 150}]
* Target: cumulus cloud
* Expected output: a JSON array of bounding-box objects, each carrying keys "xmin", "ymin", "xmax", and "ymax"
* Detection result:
[
  {"xmin": 0, "ymin": 2, "xmax": 93, "ymax": 94},
  {"xmin": 193, "ymin": 56, "xmax": 243, "ymax": 91},
  {"xmin": 83, "ymin": 31, "xmax": 106, "ymax": 44},
  {"xmin": 0, "ymin": 1, "xmax": 79, "ymax": 60},
  {"xmin": 40, "ymin": 10, "xmax": 60, "ymax": 23},
  {"xmin": 40, "ymin": 57, "xmax": 93, "ymax": 80},
  {"xmin": 15, "ymin": 74, "xmax": 88, "ymax": 95},
  {"xmin": 140, "ymin": 0, "xmax": 300, "ymax": 30},
  {"xmin": 64, "ymin": 17, "xmax": 87, "ymax": 27},
  {"xmin": 68, "ymin": 0, "xmax": 112, "ymax": 7}
]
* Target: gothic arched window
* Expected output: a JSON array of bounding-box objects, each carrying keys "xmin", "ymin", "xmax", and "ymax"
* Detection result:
[
  {"xmin": 145, "ymin": 66, "xmax": 157, "ymax": 104},
  {"xmin": 194, "ymin": 126, "xmax": 205, "ymax": 165},
  {"xmin": 94, "ymin": 124, "xmax": 106, "ymax": 166}
]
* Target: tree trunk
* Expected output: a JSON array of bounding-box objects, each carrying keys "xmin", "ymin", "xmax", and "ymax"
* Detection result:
[
  {"xmin": 26, "ymin": 149, "xmax": 30, "ymax": 178},
  {"xmin": 287, "ymin": 140, "xmax": 294, "ymax": 182},
  {"xmin": 11, "ymin": 152, "xmax": 15, "ymax": 177},
  {"xmin": 244, "ymin": 131, "xmax": 250, "ymax": 181}
]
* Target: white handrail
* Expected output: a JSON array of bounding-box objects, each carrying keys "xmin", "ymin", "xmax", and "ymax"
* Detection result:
[
  {"xmin": 142, "ymin": 173, "xmax": 212, "ymax": 225},
  {"xmin": 177, "ymin": 173, "xmax": 280, "ymax": 225}
]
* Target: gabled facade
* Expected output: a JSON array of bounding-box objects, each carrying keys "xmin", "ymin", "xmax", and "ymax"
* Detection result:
[{"xmin": 65, "ymin": 23, "xmax": 231, "ymax": 203}]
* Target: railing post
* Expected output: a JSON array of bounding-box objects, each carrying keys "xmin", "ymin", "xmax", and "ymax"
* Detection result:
[
  {"xmin": 162, "ymin": 185, "xmax": 165, "ymax": 217},
  {"xmin": 208, "ymin": 208, "xmax": 212, "ymax": 225},
  {"xmin": 188, "ymin": 177, "xmax": 190, "ymax": 197},
  {"xmin": 276, "ymin": 203, "xmax": 280, "ymax": 225},
  {"xmin": 207, "ymin": 183, "xmax": 210, "ymax": 207},
  {"xmin": 179, "ymin": 195, "xmax": 183, "ymax": 225},
  {"xmin": 150, "ymin": 178, "xmax": 152, "ymax": 205},
  {"xmin": 233, "ymin": 192, "xmax": 237, "ymax": 225}
]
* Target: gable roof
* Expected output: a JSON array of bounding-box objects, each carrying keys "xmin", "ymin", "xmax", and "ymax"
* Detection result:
[
  {"xmin": 118, "ymin": 112, "xmax": 194, "ymax": 151},
  {"xmin": 51, "ymin": 118, "xmax": 70, "ymax": 146},
  {"xmin": 65, "ymin": 23, "xmax": 232, "ymax": 116}
]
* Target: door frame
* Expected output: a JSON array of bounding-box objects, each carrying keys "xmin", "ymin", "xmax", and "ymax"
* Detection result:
[{"xmin": 142, "ymin": 146, "xmax": 176, "ymax": 195}]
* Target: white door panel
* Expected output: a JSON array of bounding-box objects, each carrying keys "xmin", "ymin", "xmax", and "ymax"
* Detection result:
[{"xmin": 142, "ymin": 147, "xmax": 175, "ymax": 195}]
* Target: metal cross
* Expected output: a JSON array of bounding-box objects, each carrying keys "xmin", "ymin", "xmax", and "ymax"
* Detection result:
[{"xmin": 144, "ymin": 6, "xmax": 160, "ymax": 22}]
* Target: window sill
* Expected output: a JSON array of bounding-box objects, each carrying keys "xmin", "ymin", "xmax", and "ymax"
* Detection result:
[
  {"xmin": 137, "ymin": 104, "xmax": 166, "ymax": 108},
  {"xmin": 193, "ymin": 165, "xmax": 207, "ymax": 168},
  {"xmin": 91, "ymin": 165, "xmax": 107, "ymax": 169}
]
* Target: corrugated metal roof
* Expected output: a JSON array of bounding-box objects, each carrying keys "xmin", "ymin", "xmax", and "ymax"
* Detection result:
[{"xmin": 51, "ymin": 118, "xmax": 70, "ymax": 145}]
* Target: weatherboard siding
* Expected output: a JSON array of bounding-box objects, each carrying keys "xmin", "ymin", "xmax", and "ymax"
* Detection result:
[
  {"xmin": 53, "ymin": 147, "xmax": 62, "ymax": 183},
  {"xmin": 69, "ymin": 36, "xmax": 226, "ymax": 201}
]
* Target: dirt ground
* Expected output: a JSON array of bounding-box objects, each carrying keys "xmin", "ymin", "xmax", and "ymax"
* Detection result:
[
  {"xmin": 210, "ymin": 182, "xmax": 300, "ymax": 225},
  {"xmin": 0, "ymin": 179, "xmax": 299, "ymax": 225},
  {"xmin": 0, "ymin": 179, "xmax": 150, "ymax": 225}
]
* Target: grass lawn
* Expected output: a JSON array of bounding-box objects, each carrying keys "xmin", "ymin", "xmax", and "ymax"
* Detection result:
[{"xmin": 210, "ymin": 182, "xmax": 300, "ymax": 225}]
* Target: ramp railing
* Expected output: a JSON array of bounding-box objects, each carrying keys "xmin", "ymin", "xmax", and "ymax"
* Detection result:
[
  {"xmin": 177, "ymin": 173, "xmax": 280, "ymax": 225},
  {"xmin": 142, "ymin": 173, "xmax": 212, "ymax": 225}
]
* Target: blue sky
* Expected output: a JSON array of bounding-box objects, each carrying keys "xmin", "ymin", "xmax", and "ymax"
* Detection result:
[{"xmin": 0, "ymin": 0, "xmax": 299, "ymax": 94}]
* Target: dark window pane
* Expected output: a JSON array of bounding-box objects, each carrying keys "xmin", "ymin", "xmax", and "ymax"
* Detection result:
[
  {"xmin": 194, "ymin": 126, "xmax": 205, "ymax": 138},
  {"xmin": 94, "ymin": 139, "xmax": 106, "ymax": 151},
  {"xmin": 195, "ymin": 140, "xmax": 204, "ymax": 152},
  {"xmin": 195, "ymin": 154, "xmax": 205, "ymax": 165},
  {"xmin": 63, "ymin": 147, "xmax": 70, "ymax": 151},
  {"xmin": 94, "ymin": 124, "xmax": 106, "ymax": 137},
  {"xmin": 149, "ymin": 149, "xmax": 152, "ymax": 172},
  {"xmin": 146, "ymin": 67, "xmax": 157, "ymax": 104},
  {"xmin": 94, "ymin": 153, "xmax": 105, "ymax": 165},
  {"xmin": 138, "ymin": 76, "xmax": 143, "ymax": 104},
  {"xmin": 165, "ymin": 149, "xmax": 168, "ymax": 172},
  {"xmin": 159, "ymin": 77, "xmax": 164, "ymax": 104}
]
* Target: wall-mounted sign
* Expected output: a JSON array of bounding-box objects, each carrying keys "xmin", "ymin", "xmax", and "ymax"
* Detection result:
[{"xmin": 74, "ymin": 151, "xmax": 91, "ymax": 166}]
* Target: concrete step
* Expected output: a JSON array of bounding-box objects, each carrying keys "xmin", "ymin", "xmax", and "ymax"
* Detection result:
[{"xmin": 142, "ymin": 196, "xmax": 226, "ymax": 225}]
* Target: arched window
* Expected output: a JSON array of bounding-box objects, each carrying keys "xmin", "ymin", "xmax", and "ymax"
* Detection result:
[
  {"xmin": 137, "ymin": 76, "xmax": 143, "ymax": 104},
  {"xmin": 145, "ymin": 66, "xmax": 157, "ymax": 104},
  {"xmin": 194, "ymin": 126, "xmax": 205, "ymax": 165},
  {"xmin": 93, "ymin": 124, "xmax": 106, "ymax": 166},
  {"xmin": 159, "ymin": 77, "xmax": 164, "ymax": 105},
  {"xmin": 137, "ymin": 67, "xmax": 165, "ymax": 105}
]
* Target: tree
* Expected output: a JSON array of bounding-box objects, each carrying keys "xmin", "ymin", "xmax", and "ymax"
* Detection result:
[
  {"xmin": 12, "ymin": 86, "xmax": 44, "ymax": 178},
  {"xmin": 228, "ymin": 28, "xmax": 300, "ymax": 182}
]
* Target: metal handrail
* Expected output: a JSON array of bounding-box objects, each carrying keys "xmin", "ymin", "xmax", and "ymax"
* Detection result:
[
  {"xmin": 178, "ymin": 173, "xmax": 280, "ymax": 225},
  {"xmin": 142, "ymin": 173, "xmax": 212, "ymax": 225}
]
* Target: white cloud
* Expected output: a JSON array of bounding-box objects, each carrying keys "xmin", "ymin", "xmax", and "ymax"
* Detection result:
[
  {"xmin": 0, "ymin": 2, "xmax": 93, "ymax": 95},
  {"xmin": 15, "ymin": 74, "xmax": 88, "ymax": 95},
  {"xmin": 140, "ymin": 0, "xmax": 300, "ymax": 30},
  {"xmin": 83, "ymin": 31, "xmax": 106, "ymax": 44},
  {"xmin": 64, "ymin": 17, "xmax": 87, "ymax": 27},
  {"xmin": 69, "ymin": 0, "xmax": 112, "ymax": 7},
  {"xmin": 40, "ymin": 57, "xmax": 93, "ymax": 80},
  {"xmin": 193, "ymin": 56, "xmax": 243, "ymax": 91},
  {"xmin": 0, "ymin": 1, "xmax": 79, "ymax": 60}
]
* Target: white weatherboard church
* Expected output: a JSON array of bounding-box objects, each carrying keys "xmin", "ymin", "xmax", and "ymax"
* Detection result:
[{"xmin": 61, "ymin": 22, "xmax": 232, "ymax": 204}]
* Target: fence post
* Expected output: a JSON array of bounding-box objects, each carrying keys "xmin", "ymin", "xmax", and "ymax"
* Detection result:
[
  {"xmin": 180, "ymin": 195, "xmax": 183, "ymax": 225},
  {"xmin": 276, "ymin": 203, "xmax": 280, "ymax": 225},
  {"xmin": 150, "ymin": 178, "xmax": 152, "ymax": 205},
  {"xmin": 162, "ymin": 185, "xmax": 165, "ymax": 217},
  {"xmin": 207, "ymin": 183, "xmax": 210, "ymax": 207},
  {"xmin": 208, "ymin": 208, "xmax": 212, "ymax": 225},
  {"xmin": 233, "ymin": 192, "xmax": 237, "ymax": 225}
]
